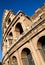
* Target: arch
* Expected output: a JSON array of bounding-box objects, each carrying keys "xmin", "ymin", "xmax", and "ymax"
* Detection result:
[
  {"xmin": 8, "ymin": 18, "xmax": 11, "ymax": 24},
  {"xmin": 37, "ymin": 36, "xmax": 45, "ymax": 61},
  {"xmin": 8, "ymin": 32, "xmax": 13, "ymax": 45},
  {"xmin": 21, "ymin": 48, "xmax": 35, "ymax": 65},
  {"xmin": 7, "ymin": 61, "xmax": 9, "ymax": 65},
  {"xmin": 12, "ymin": 56, "xmax": 18, "ymax": 65},
  {"xmin": 9, "ymin": 32, "xmax": 13, "ymax": 37},
  {"xmin": 6, "ymin": 18, "xmax": 11, "ymax": 27},
  {"xmin": 15, "ymin": 22, "xmax": 23, "ymax": 34}
]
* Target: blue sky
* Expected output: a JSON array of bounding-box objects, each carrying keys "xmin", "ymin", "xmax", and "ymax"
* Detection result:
[{"xmin": 0, "ymin": 0, "xmax": 45, "ymax": 62}]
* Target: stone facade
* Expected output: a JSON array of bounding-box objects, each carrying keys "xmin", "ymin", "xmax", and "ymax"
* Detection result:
[{"xmin": 2, "ymin": 4, "xmax": 45, "ymax": 65}]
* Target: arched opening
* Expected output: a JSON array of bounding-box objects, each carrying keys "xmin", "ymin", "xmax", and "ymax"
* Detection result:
[
  {"xmin": 9, "ymin": 32, "xmax": 13, "ymax": 37},
  {"xmin": 8, "ymin": 18, "xmax": 11, "ymax": 24},
  {"xmin": 37, "ymin": 36, "xmax": 45, "ymax": 61},
  {"xmin": 21, "ymin": 48, "xmax": 35, "ymax": 65},
  {"xmin": 12, "ymin": 56, "xmax": 18, "ymax": 65},
  {"xmin": 6, "ymin": 18, "xmax": 11, "ymax": 27},
  {"xmin": 7, "ymin": 61, "xmax": 9, "ymax": 65},
  {"xmin": 15, "ymin": 23, "xmax": 23, "ymax": 34},
  {"xmin": 8, "ymin": 32, "xmax": 13, "ymax": 45}
]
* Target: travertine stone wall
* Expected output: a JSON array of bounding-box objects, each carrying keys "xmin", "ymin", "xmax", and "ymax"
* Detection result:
[{"xmin": 2, "ymin": 4, "xmax": 45, "ymax": 65}]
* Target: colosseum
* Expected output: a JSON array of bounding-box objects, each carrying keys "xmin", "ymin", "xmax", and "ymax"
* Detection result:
[{"xmin": 2, "ymin": 4, "xmax": 45, "ymax": 65}]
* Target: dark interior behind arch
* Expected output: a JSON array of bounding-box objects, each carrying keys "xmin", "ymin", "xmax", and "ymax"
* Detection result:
[{"xmin": 15, "ymin": 22, "xmax": 23, "ymax": 34}]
